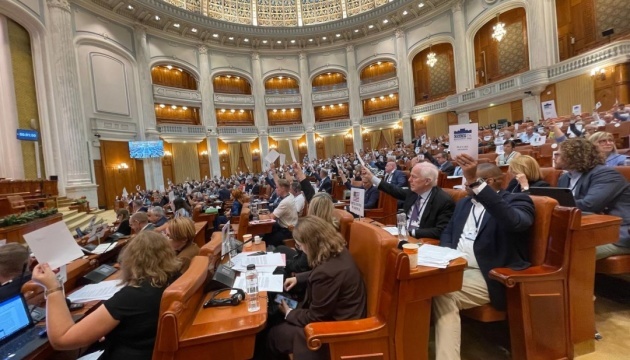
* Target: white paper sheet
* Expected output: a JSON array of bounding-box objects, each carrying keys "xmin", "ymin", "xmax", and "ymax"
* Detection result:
[
  {"xmin": 236, "ymin": 253, "xmax": 285, "ymax": 267},
  {"xmin": 572, "ymin": 104, "xmax": 582, "ymax": 116},
  {"xmin": 279, "ymin": 153, "xmax": 286, "ymax": 166},
  {"xmin": 233, "ymin": 273, "xmax": 284, "ymax": 292},
  {"xmin": 288, "ymin": 139, "xmax": 296, "ymax": 162},
  {"xmin": 67, "ymin": 280, "xmax": 123, "ymax": 303},
  {"xmin": 355, "ymin": 150, "xmax": 366, "ymax": 167},
  {"xmin": 78, "ymin": 350, "xmax": 104, "ymax": 360},
  {"xmin": 349, "ymin": 187, "xmax": 365, "ymax": 217},
  {"xmin": 530, "ymin": 135, "xmax": 547, "ymax": 146},
  {"xmin": 382, "ymin": 226, "xmax": 399, "ymax": 236},
  {"xmin": 265, "ymin": 149, "xmax": 280, "ymax": 164},
  {"xmin": 417, "ymin": 244, "xmax": 466, "ymax": 268},
  {"xmin": 83, "ymin": 242, "xmax": 118, "ymax": 255},
  {"xmin": 449, "ymin": 124, "xmax": 479, "ymax": 159},
  {"xmin": 23, "ymin": 222, "xmax": 84, "ymax": 269}
]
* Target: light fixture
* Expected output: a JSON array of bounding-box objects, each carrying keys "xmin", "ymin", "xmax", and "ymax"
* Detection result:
[
  {"xmin": 330, "ymin": 104, "xmax": 335, "ymax": 108},
  {"xmin": 200, "ymin": 150, "xmax": 208, "ymax": 156},
  {"xmin": 299, "ymin": 142, "xmax": 306, "ymax": 148},
  {"xmin": 290, "ymin": 108, "xmax": 295, "ymax": 112},
  {"xmin": 235, "ymin": 76, "xmax": 240, "ymax": 79},
  {"xmin": 418, "ymin": 2, "xmax": 425, "ymax": 8},
  {"xmin": 154, "ymin": 15, "xmax": 160, "ymax": 21},
  {"xmin": 173, "ymin": 23, "xmax": 180, "ymax": 28},
  {"xmin": 191, "ymin": 28, "xmax": 198, "ymax": 33},
  {"xmin": 117, "ymin": 163, "xmax": 129, "ymax": 172},
  {"xmin": 383, "ymin": 19, "xmax": 389, "ymax": 24},
  {"xmin": 166, "ymin": 65, "xmax": 173, "ymax": 70},
  {"xmin": 339, "ymin": 103, "xmax": 343, "ymax": 106},
  {"xmin": 315, "ymin": 137, "xmax": 322, "ymax": 143},
  {"xmin": 228, "ymin": 36, "xmax": 234, "ymax": 40},
  {"xmin": 291, "ymin": 40, "xmax": 296, "ymax": 43},
  {"xmin": 226, "ymin": 75, "xmax": 231, "ymax": 78},
  {"xmin": 273, "ymin": 109, "xmax": 278, "ymax": 113},
  {"xmin": 377, "ymin": 61, "xmax": 382, "ymax": 65},
  {"xmin": 491, "ymin": 13, "xmax": 506, "ymax": 42},
  {"xmin": 309, "ymin": 38, "xmax": 313, "ymax": 42},
  {"xmin": 336, "ymin": 34, "xmax": 341, "ymax": 38},
  {"xmin": 159, "ymin": 104, "xmax": 165, "ymax": 108},
  {"xmin": 262, "ymin": 40, "xmax": 268, "ymax": 44},
  {"xmin": 426, "ymin": 44, "xmax": 437, "ymax": 67},
  {"xmin": 322, "ymin": 106, "xmax": 326, "ymax": 109},
  {"xmin": 164, "ymin": 150, "xmax": 172, "ymax": 157},
  {"xmin": 171, "ymin": 105, "xmax": 177, "ymax": 109},
  {"xmin": 127, "ymin": 5, "xmax": 134, "ymax": 10},
  {"xmin": 244, "ymin": 38, "xmax": 249, "ymax": 42},
  {"xmin": 371, "ymin": 98, "xmax": 376, "ymax": 102},
  {"xmin": 368, "ymin": 25, "xmax": 374, "ymax": 29},
  {"xmin": 354, "ymin": 29, "xmax": 360, "ymax": 33},
  {"xmin": 240, "ymin": 109, "xmax": 244, "ymax": 113},
  {"xmin": 220, "ymin": 150, "xmax": 227, "ymax": 155},
  {"xmin": 281, "ymin": 109, "xmax": 286, "ymax": 112},
  {"xmin": 402, "ymin": 10, "xmax": 408, "ymax": 15},
  {"xmin": 221, "ymin": 109, "xmax": 226, "ymax": 113},
  {"xmin": 278, "ymin": 76, "xmax": 283, "ymax": 80},
  {"xmin": 182, "ymin": 106, "xmax": 188, "ymax": 110},
  {"xmin": 252, "ymin": 148, "xmax": 260, "ymax": 154},
  {"xmin": 591, "ymin": 67, "xmax": 606, "ymax": 80},
  {"xmin": 322, "ymin": 36, "xmax": 327, "ymax": 40},
  {"xmin": 230, "ymin": 109, "xmax": 235, "ymax": 113},
  {"xmin": 277, "ymin": 40, "xmax": 282, "ymax": 44},
  {"xmin": 212, "ymin": 33, "xmax": 219, "ymax": 38},
  {"xmin": 389, "ymin": 93, "xmax": 394, "ymax": 98},
  {"xmin": 270, "ymin": 144, "xmax": 277, "ymax": 149},
  {"xmin": 380, "ymin": 95, "xmax": 385, "ymax": 100}
]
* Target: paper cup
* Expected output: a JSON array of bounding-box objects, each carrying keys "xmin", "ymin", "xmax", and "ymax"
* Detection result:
[
  {"xmin": 254, "ymin": 235, "xmax": 261, "ymax": 245},
  {"xmin": 402, "ymin": 243, "xmax": 419, "ymax": 269},
  {"xmin": 243, "ymin": 234, "xmax": 253, "ymax": 248}
]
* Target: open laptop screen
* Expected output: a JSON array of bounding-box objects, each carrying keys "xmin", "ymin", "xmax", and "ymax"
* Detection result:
[{"xmin": 0, "ymin": 295, "xmax": 31, "ymax": 344}]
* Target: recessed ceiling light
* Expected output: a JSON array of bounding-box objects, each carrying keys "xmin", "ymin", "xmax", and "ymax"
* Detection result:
[
  {"xmin": 389, "ymin": 93, "xmax": 394, "ymax": 98},
  {"xmin": 418, "ymin": 2, "xmax": 424, "ymax": 8},
  {"xmin": 166, "ymin": 65, "xmax": 173, "ymax": 70},
  {"xmin": 212, "ymin": 33, "xmax": 219, "ymax": 38},
  {"xmin": 327, "ymin": 72, "xmax": 331, "ymax": 75},
  {"xmin": 191, "ymin": 28, "xmax": 198, "ymax": 33},
  {"xmin": 171, "ymin": 105, "xmax": 177, "ymax": 109},
  {"xmin": 228, "ymin": 36, "xmax": 234, "ymax": 40},
  {"xmin": 354, "ymin": 29, "xmax": 360, "ymax": 33},
  {"xmin": 380, "ymin": 96, "xmax": 385, "ymax": 100},
  {"xmin": 336, "ymin": 34, "xmax": 341, "ymax": 37},
  {"xmin": 278, "ymin": 76, "xmax": 283, "ymax": 80},
  {"xmin": 281, "ymin": 109, "xmax": 286, "ymax": 112},
  {"xmin": 243, "ymin": 38, "xmax": 249, "ymax": 42},
  {"xmin": 154, "ymin": 15, "xmax": 160, "ymax": 21},
  {"xmin": 309, "ymin": 39, "xmax": 313, "ymax": 42},
  {"xmin": 127, "ymin": 5, "xmax": 134, "ymax": 10},
  {"xmin": 262, "ymin": 40, "xmax": 268, "ymax": 44},
  {"xmin": 377, "ymin": 61, "xmax": 382, "ymax": 65},
  {"xmin": 371, "ymin": 98, "xmax": 376, "ymax": 101},
  {"xmin": 290, "ymin": 108, "xmax": 294, "ymax": 111},
  {"xmin": 221, "ymin": 109, "xmax": 226, "ymax": 112},
  {"xmin": 368, "ymin": 25, "xmax": 374, "ymax": 29},
  {"xmin": 183, "ymin": 106, "xmax": 188, "ymax": 110},
  {"xmin": 322, "ymin": 36, "xmax": 327, "ymax": 40},
  {"xmin": 240, "ymin": 109, "xmax": 244, "ymax": 113},
  {"xmin": 290, "ymin": 40, "xmax": 296, "ymax": 43},
  {"xmin": 402, "ymin": 10, "xmax": 408, "ymax": 15},
  {"xmin": 173, "ymin": 23, "xmax": 180, "ymax": 28},
  {"xmin": 235, "ymin": 76, "xmax": 239, "ymax": 79},
  {"xmin": 277, "ymin": 40, "xmax": 282, "ymax": 44},
  {"xmin": 230, "ymin": 109, "xmax": 235, "ymax": 113},
  {"xmin": 273, "ymin": 109, "xmax": 278, "ymax": 113},
  {"xmin": 226, "ymin": 75, "xmax": 231, "ymax": 78},
  {"xmin": 322, "ymin": 106, "xmax": 326, "ymax": 109},
  {"xmin": 383, "ymin": 19, "xmax": 389, "ymax": 24},
  {"xmin": 159, "ymin": 104, "xmax": 165, "ymax": 108}
]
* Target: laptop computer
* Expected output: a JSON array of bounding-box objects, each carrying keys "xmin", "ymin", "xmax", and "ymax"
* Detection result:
[
  {"xmin": 528, "ymin": 187, "xmax": 576, "ymax": 207},
  {"xmin": 0, "ymin": 294, "xmax": 48, "ymax": 360}
]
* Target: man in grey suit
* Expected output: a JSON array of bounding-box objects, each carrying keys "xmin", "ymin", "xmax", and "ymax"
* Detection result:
[
  {"xmin": 556, "ymin": 138, "xmax": 630, "ymax": 259},
  {"xmin": 130, "ymin": 212, "xmax": 156, "ymax": 234}
]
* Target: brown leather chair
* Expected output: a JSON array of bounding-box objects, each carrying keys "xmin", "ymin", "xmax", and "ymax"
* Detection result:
[
  {"xmin": 614, "ymin": 166, "xmax": 630, "ymax": 181},
  {"xmin": 192, "ymin": 204, "xmax": 216, "ymax": 236},
  {"xmin": 153, "ymin": 256, "xmax": 210, "ymax": 360},
  {"xmin": 540, "ymin": 167, "xmax": 563, "ymax": 187},
  {"xmin": 200, "ymin": 232, "xmax": 223, "ymax": 273},
  {"xmin": 364, "ymin": 191, "xmax": 398, "ymax": 225},
  {"xmin": 233, "ymin": 205, "xmax": 251, "ymax": 241},
  {"xmin": 305, "ymin": 221, "xmax": 402, "ymax": 359},
  {"xmin": 479, "ymin": 153, "xmax": 498, "ymax": 162},
  {"xmin": 443, "ymin": 188, "xmax": 467, "ymax": 203},
  {"xmin": 332, "ymin": 209, "xmax": 354, "ymax": 244}
]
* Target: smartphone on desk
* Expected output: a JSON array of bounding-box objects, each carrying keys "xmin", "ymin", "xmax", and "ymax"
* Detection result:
[{"xmin": 275, "ymin": 294, "xmax": 298, "ymax": 309}]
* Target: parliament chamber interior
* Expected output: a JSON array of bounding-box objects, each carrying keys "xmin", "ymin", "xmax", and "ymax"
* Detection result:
[{"xmin": 1, "ymin": 0, "xmax": 630, "ymax": 359}]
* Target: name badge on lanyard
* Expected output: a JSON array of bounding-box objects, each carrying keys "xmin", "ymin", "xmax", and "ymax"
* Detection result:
[{"xmin": 465, "ymin": 207, "xmax": 485, "ymax": 241}]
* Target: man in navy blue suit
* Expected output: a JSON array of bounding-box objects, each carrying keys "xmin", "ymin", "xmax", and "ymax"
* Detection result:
[
  {"xmin": 432, "ymin": 154, "xmax": 535, "ymax": 360},
  {"xmin": 340, "ymin": 172, "xmax": 379, "ymax": 210},
  {"xmin": 383, "ymin": 161, "xmax": 408, "ymax": 187}
]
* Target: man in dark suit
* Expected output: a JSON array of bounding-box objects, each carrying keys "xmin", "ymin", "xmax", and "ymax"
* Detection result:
[
  {"xmin": 555, "ymin": 138, "xmax": 630, "ymax": 259},
  {"xmin": 251, "ymin": 177, "xmax": 261, "ymax": 195},
  {"xmin": 129, "ymin": 212, "xmax": 156, "ymax": 234},
  {"xmin": 340, "ymin": 172, "xmax": 379, "ymax": 210},
  {"xmin": 383, "ymin": 161, "xmax": 408, "ymax": 187},
  {"xmin": 318, "ymin": 169, "xmax": 332, "ymax": 194},
  {"xmin": 433, "ymin": 155, "xmax": 535, "ymax": 360},
  {"xmin": 362, "ymin": 162, "xmax": 455, "ymax": 240},
  {"xmin": 217, "ymin": 185, "xmax": 231, "ymax": 201},
  {"xmin": 425, "ymin": 151, "xmax": 455, "ymax": 176}
]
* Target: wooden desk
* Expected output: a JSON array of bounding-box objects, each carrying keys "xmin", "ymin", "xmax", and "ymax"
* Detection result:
[
  {"xmin": 247, "ymin": 214, "xmax": 275, "ymax": 235},
  {"xmin": 194, "ymin": 221, "xmax": 207, "ymax": 247},
  {"xmin": 0, "ymin": 213, "xmax": 63, "ymax": 243},
  {"xmin": 397, "ymin": 258, "xmax": 467, "ymax": 360},
  {"xmin": 568, "ymin": 214, "xmax": 621, "ymax": 356},
  {"xmin": 334, "ymin": 201, "xmax": 348, "ymax": 209}
]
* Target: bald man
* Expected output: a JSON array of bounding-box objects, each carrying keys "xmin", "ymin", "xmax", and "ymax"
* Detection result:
[{"xmin": 130, "ymin": 212, "xmax": 155, "ymax": 234}]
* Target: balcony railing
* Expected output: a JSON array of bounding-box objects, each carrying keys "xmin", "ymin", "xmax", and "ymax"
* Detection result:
[
  {"xmin": 153, "ymin": 85, "xmax": 201, "ymax": 103},
  {"xmin": 158, "ymin": 124, "xmax": 206, "ymax": 135},
  {"xmin": 214, "ymin": 93, "xmax": 255, "ymax": 106},
  {"xmin": 312, "ymin": 88, "xmax": 350, "ymax": 104},
  {"xmin": 361, "ymin": 111, "xmax": 400, "ymax": 128},
  {"xmin": 359, "ymin": 77, "xmax": 399, "ymax": 97},
  {"xmin": 265, "ymin": 94, "xmax": 302, "ymax": 106},
  {"xmin": 217, "ymin": 126, "xmax": 259, "ymax": 135},
  {"xmin": 312, "ymin": 83, "xmax": 348, "ymax": 92},
  {"xmin": 269, "ymin": 124, "xmax": 306, "ymax": 136},
  {"xmin": 265, "ymin": 88, "xmax": 300, "ymax": 95}
]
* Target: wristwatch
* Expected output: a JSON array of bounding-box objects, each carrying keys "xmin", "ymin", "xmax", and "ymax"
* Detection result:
[{"xmin": 467, "ymin": 178, "xmax": 486, "ymax": 189}]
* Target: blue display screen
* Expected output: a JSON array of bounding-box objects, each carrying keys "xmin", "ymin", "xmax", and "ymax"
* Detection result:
[
  {"xmin": 129, "ymin": 140, "xmax": 164, "ymax": 159},
  {"xmin": 16, "ymin": 129, "xmax": 39, "ymax": 141}
]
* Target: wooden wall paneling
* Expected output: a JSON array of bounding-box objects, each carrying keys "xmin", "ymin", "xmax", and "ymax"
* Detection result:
[
  {"xmin": 594, "ymin": 62, "xmax": 630, "ymax": 111},
  {"xmin": 511, "ymin": 100, "xmax": 524, "ymax": 121},
  {"xmin": 268, "ymin": 108, "xmax": 302, "ymax": 126},
  {"xmin": 314, "ymin": 104, "xmax": 350, "ymax": 122},
  {"xmin": 469, "ymin": 110, "xmax": 479, "ymax": 124},
  {"xmin": 556, "ymin": 74, "xmax": 595, "ymax": 116},
  {"xmin": 316, "ymin": 139, "xmax": 325, "ymax": 159},
  {"xmin": 296, "ymin": 135, "xmax": 308, "ymax": 161},
  {"xmin": 344, "ymin": 135, "xmax": 354, "ymax": 154},
  {"xmin": 213, "ymin": 75, "xmax": 252, "ymax": 94},
  {"xmin": 425, "ymin": 112, "xmax": 449, "ymax": 138},
  {"xmin": 135, "ymin": 159, "xmax": 147, "ymax": 190},
  {"xmin": 411, "ymin": 43, "xmax": 456, "ymax": 104},
  {"xmin": 217, "ymin": 139, "xmax": 231, "ymax": 178},
  {"xmin": 162, "ymin": 142, "xmax": 174, "ymax": 187},
  {"xmin": 93, "ymin": 160, "xmax": 106, "ymax": 209},
  {"xmin": 264, "ymin": 76, "xmax": 299, "ymax": 92},
  {"xmin": 99, "ymin": 140, "xmax": 145, "ymax": 209},
  {"xmin": 312, "ymin": 72, "xmax": 346, "ymax": 87},
  {"xmin": 216, "ymin": 109, "xmax": 255, "ymax": 126},
  {"xmin": 151, "ymin": 66, "xmax": 197, "ymax": 90},
  {"xmin": 362, "ymin": 94, "xmax": 399, "ymax": 116},
  {"xmin": 197, "ymin": 142, "xmax": 210, "ymax": 180},
  {"xmin": 540, "ymin": 84, "xmax": 557, "ymax": 104},
  {"xmin": 155, "ymin": 105, "xmax": 200, "ymax": 125},
  {"xmin": 447, "ymin": 112, "xmax": 458, "ymax": 125},
  {"xmin": 360, "ymin": 61, "xmax": 397, "ymax": 81},
  {"xmin": 251, "ymin": 138, "xmax": 262, "ymax": 173}
]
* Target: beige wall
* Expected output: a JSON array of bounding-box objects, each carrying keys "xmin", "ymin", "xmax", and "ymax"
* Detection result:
[
  {"xmin": 477, "ymin": 103, "xmax": 512, "ymax": 127},
  {"xmin": 425, "ymin": 112, "xmax": 449, "ymax": 137},
  {"xmin": 172, "ymin": 143, "xmax": 201, "ymax": 184},
  {"xmin": 556, "ymin": 73, "xmax": 594, "ymax": 116}
]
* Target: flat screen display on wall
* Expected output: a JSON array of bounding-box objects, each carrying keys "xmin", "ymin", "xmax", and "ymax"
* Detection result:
[{"xmin": 129, "ymin": 140, "xmax": 164, "ymax": 158}]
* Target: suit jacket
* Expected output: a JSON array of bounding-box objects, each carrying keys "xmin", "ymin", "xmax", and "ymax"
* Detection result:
[
  {"xmin": 424, "ymin": 152, "xmax": 455, "ymax": 176},
  {"xmin": 378, "ymin": 181, "xmax": 455, "ymax": 239},
  {"xmin": 384, "ymin": 170, "xmax": 408, "ymax": 188},
  {"xmin": 440, "ymin": 186, "xmax": 535, "ymax": 310},
  {"xmin": 140, "ymin": 223, "xmax": 156, "ymax": 232},
  {"xmin": 286, "ymin": 248, "xmax": 366, "ymax": 327},
  {"xmin": 558, "ymin": 165, "xmax": 630, "ymax": 247},
  {"xmin": 218, "ymin": 189, "xmax": 231, "ymax": 201},
  {"xmin": 505, "ymin": 179, "xmax": 550, "ymax": 193},
  {"xmin": 319, "ymin": 177, "xmax": 333, "ymax": 194},
  {"xmin": 251, "ymin": 184, "xmax": 260, "ymax": 195}
]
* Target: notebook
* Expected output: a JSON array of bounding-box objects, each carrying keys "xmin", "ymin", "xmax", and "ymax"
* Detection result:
[{"xmin": 0, "ymin": 294, "xmax": 47, "ymax": 359}]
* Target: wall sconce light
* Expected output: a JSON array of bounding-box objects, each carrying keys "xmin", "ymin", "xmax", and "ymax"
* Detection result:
[
  {"xmin": 199, "ymin": 150, "xmax": 208, "ymax": 156},
  {"xmin": 164, "ymin": 150, "xmax": 172, "ymax": 157},
  {"xmin": 252, "ymin": 148, "xmax": 260, "ymax": 154},
  {"xmin": 590, "ymin": 68, "xmax": 606, "ymax": 80},
  {"xmin": 117, "ymin": 163, "xmax": 129, "ymax": 172},
  {"xmin": 270, "ymin": 144, "xmax": 277, "ymax": 149},
  {"xmin": 299, "ymin": 142, "xmax": 306, "ymax": 148},
  {"xmin": 362, "ymin": 129, "xmax": 370, "ymax": 134},
  {"xmin": 315, "ymin": 137, "xmax": 322, "ymax": 143},
  {"xmin": 345, "ymin": 132, "xmax": 353, "ymax": 138},
  {"xmin": 393, "ymin": 124, "xmax": 400, "ymax": 130}
]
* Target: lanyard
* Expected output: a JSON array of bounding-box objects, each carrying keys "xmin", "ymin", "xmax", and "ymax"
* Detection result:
[
  {"xmin": 472, "ymin": 205, "xmax": 486, "ymax": 231},
  {"xmin": 415, "ymin": 189, "xmax": 432, "ymax": 218}
]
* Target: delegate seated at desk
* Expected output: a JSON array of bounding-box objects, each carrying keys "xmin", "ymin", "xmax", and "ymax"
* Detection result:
[
  {"xmin": 30, "ymin": 232, "xmax": 180, "ymax": 360},
  {"xmin": 0, "ymin": 243, "xmax": 31, "ymax": 301},
  {"xmin": 338, "ymin": 172, "xmax": 379, "ymax": 210}
]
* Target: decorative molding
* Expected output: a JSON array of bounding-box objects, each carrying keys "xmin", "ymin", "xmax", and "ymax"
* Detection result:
[
  {"xmin": 312, "ymin": 88, "xmax": 350, "ymax": 104},
  {"xmin": 359, "ymin": 78, "xmax": 399, "ymax": 97},
  {"xmin": 361, "ymin": 111, "xmax": 401, "ymax": 130},
  {"xmin": 158, "ymin": 124, "xmax": 207, "ymax": 143},
  {"xmin": 395, "ymin": 29, "xmax": 405, "ymax": 39},
  {"xmin": 314, "ymin": 119, "xmax": 352, "ymax": 136},
  {"xmin": 217, "ymin": 126, "xmax": 259, "ymax": 142},
  {"xmin": 46, "ymin": 0, "xmax": 70, "ymax": 12},
  {"xmin": 90, "ymin": 118, "xmax": 137, "ymax": 139},
  {"xmin": 197, "ymin": 45, "xmax": 208, "ymax": 55},
  {"xmin": 346, "ymin": 44, "xmax": 354, "ymax": 53},
  {"xmin": 269, "ymin": 124, "xmax": 306, "ymax": 140},
  {"xmin": 213, "ymin": 93, "xmax": 255, "ymax": 107},
  {"xmin": 153, "ymin": 85, "xmax": 202, "ymax": 105},
  {"xmin": 265, "ymin": 94, "xmax": 302, "ymax": 106}
]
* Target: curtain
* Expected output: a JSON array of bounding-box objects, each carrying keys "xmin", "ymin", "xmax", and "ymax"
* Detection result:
[
  {"xmin": 172, "ymin": 143, "xmax": 201, "ymax": 183},
  {"xmin": 241, "ymin": 142, "xmax": 253, "ymax": 172},
  {"xmin": 369, "ymin": 130, "xmax": 382, "ymax": 151},
  {"xmin": 556, "ymin": 74, "xmax": 594, "ymax": 117},
  {"xmin": 272, "ymin": 138, "xmax": 301, "ymax": 164},
  {"xmin": 228, "ymin": 143, "xmax": 241, "ymax": 175},
  {"xmin": 324, "ymin": 136, "xmax": 345, "ymax": 158},
  {"xmin": 382, "ymin": 129, "xmax": 395, "ymax": 148}
]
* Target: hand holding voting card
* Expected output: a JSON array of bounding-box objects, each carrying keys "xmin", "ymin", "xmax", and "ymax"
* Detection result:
[
  {"xmin": 449, "ymin": 124, "xmax": 478, "ymax": 160},
  {"xmin": 355, "ymin": 150, "xmax": 366, "ymax": 167},
  {"xmin": 23, "ymin": 222, "xmax": 84, "ymax": 269},
  {"xmin": 349, "ymin": 188, "xmax": 365, "ymax": 217},
  {"xmin": 288, "ymin": 139, "xmax": 296, "ymax": 163},
  {"xmin": 265, "ymin": 149, "xmax": 280, "ymax": 164}
]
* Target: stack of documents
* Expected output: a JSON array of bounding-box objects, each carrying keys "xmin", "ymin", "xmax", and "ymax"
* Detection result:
[
  {"xmin": 230, "ymin": 252, "xmax": 286, "ymax": 273},
  {"xmin": 67, "ymin": 280, "xmax": 123, "ymax": 303},
  {"xmin": 82, "ymin": 242, "xmax": 118, "ymax": 255},
  {"xmin": 382, "ymin": 227, "xmax": 399, "ymax": 236},
  {"xmin": 417, "ymin": 244, "xmax": 466, "ymax": 268},
  {"xmin": 233, "ymin": 273, "xmax": 284, "ymax": 292}
]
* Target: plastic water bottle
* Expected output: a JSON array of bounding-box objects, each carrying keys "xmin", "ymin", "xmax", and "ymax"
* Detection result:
[
  {"xmin": 245, "ymin": 264, "xmax": 260, "ymax": 312},
  {"xmin": 396, "ymin": 213, "xmax": 408, "ymax": 242}
]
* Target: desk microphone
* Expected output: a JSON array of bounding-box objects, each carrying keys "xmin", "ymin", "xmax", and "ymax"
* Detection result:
[{"xmin": 219, "ymin": 237, "xmax": 255, "ymax": 261}]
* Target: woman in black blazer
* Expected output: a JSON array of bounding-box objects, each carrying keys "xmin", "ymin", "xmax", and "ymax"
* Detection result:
[{"xmin": 506, "ymin": 155, "xmax": 550, "ymax": 193}]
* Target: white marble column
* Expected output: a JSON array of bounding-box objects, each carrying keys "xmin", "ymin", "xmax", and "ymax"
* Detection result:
[
  {"xmin": 452, "ymin": 1, "xmax": 472, "ymax": 92},
  {"xmin": 133, "ymin": 25, "xmax": 164, "ymax": 190},
  {"xmin": 0, "ymin": 15, "xmax": 24, "ymax": 179},
  {"xmin": 298, "ymin": 52, "xmax": 315, "ymax": 133},
  {"xmin": 352, "ymin": 124, "xmax": 362, "ymax": 152},
  {"xmin": 251, "ymin": 52, "xmax": 269, "ymax": 161},
  {"xmin": 346, "ymin": 45, "xmax": 362, "ymax": 126},
  {"xmin": 401, "ymin": 115, "xmax": 413, "ymax": 144},
  {"xmin": 395, "ymin": 29, "xmax": 413, "ymax": 124},
  {"xmin": 523, "ymin": 93, "xmax": 543, "ymax": 122},
  {"xmin": 259, "ymin": 132, "xmax": 270, "ymax": 167},
  {"xmin": 527, "ymin": 0, "xmax": 558, "ymax": 68},
  {"xmin": 46, "ymin": 0, "xmax": 97, "ymax": 204},
  {"xmin": 207, "ymin": 133, "xmax": 220, "ymax": 178},
  {"xmin": 306, "ymin": 128, "xmax": 317, "ymax": 160},
  {"xmin": 198, "ymin": 45, "xmax": 220, "ymax": 177}
]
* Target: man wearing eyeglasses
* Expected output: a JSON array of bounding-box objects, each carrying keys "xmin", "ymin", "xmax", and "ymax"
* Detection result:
[{"xmin": 432, "ymin": 154, "xmax": 535, "ymax": 360}]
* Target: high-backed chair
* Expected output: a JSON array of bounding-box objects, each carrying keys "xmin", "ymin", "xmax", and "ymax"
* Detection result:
[
  {"xmin": 443, "ymin": 188, "xmax": 467, "ymax": 203},
  {"xmin": 596, "ymin": 167, "xmax": 630, "ymax": 273},
  {"xmin": 234, "ymin": 205, "xmax": 251, "ymax": 241},
  {"xmin": 479, "ymin": 153, "xmax": 498, "ymax": 162},
  {"xmin": 200, "ymin": 232, "xmax": 223, "ymax": 273},
  {"xmin": 614, "ymin": 166, "xmax": 630, "ymax": 182},
  {"xmin": 364, "ymin": 191, "xmax": 398, "ymax": 225},
  {"xmin": 7, "ymin": 195, "xmax": 33, "ymax": 214},
  {"xmin": 305, "ymin": 222, "xmax": 402, "ymax": 359},
  {"xmin": 153, "ymin": 256, "xmax": 210, "ymax": 360},
  {"xmin": 540, "ymin": 167, "xmax": 563, "ymax": 187},
  {"xmin": 332, "ymin": 209, "xmax": 354, "ymax": 244}
]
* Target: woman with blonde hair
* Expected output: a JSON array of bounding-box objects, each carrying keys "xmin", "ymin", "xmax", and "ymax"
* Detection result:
[
  {"xmin": 166, "ymin": 217, "xmax": 200, "ymax": 273},
  {"xmin": 31, "ymin": 231, "xmax": 180, "ymax": 359},
  {"xmin": 266, "ymin": 216, "xmax": 366, "ymax": 360},
  {"xmin": 506, "ymin": 155, "xmax": 549, "ymax": 193},
  {"xmin": 588, "ymin": 131, "xmax": 627, "ymax": 166},
  {"xmin": 307, "ymin": 192, "xmax": 339, "ymax": 229}
]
